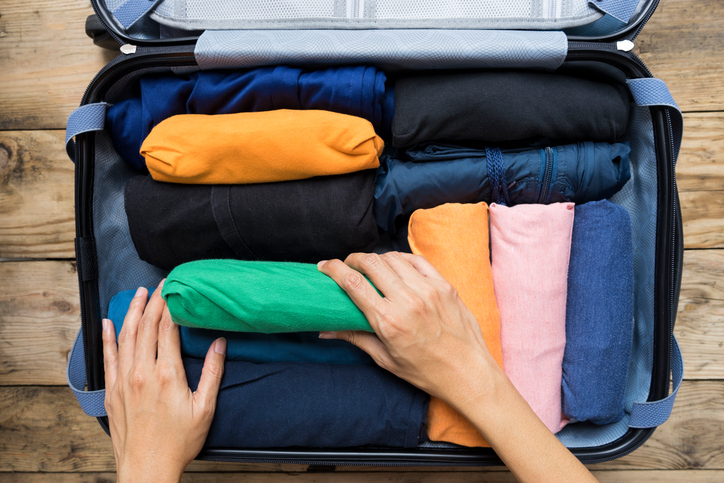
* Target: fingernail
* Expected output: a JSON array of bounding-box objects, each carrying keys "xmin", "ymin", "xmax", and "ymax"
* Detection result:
[
  {"xmin": 318, "ymin": 331, "xmax": 338, "ymax": 339},
  {"xmin": 317, "ymin": 260, "xmax": 328, "ymax": 270},
  {"xmin": 102, "ymin": 319, "xmax": 110, "ymax": 331},
  {"xmin": 215, "ymin": 337, "xmax": 227, "ymax": 355},
  {"xmin": 134, "ymin": 287, "xmax": 145, "ymax": 297},
  {"xmin": 158, "ymin": 278, "xmax": 166, "ymax": 289}
]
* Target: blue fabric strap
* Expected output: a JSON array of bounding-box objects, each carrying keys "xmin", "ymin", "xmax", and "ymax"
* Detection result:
[
  {"xmin": 65, "ymin": 103, "xmax": 108, "ymax": 163},
  {"xmin": 628, "ymin": 336, "xmax": 683, "ymax": 428},
  {"xmin": 67, "ymin": 328, "xmax": 107, "ymax": 417},
  {"xmin": 112, "ymin": 0, "xmax": 163, "ymax": 30},
  {"xmin": 627, "ymin": 78, "xmax": 683, "ymax": 166},
  {"xmin": 485, "ymin": 146, "xmax": 510, "ymax": 206},
  {"xmin": 589, "ymin": 0, "xmax": 638, "ymax": 23}
]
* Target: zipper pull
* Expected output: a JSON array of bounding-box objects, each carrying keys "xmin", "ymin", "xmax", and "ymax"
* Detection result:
[
  {"xmin": 120, "ymin": 44, "xmax": 137, "ymax": 55},
  {"xmin": 616, "ymin": 40, "xmax": 635, "ymax": 52}
]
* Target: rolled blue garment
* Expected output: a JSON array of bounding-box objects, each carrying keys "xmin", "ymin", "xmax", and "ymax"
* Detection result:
[
  {"xmin": 562, "ymin": 200, "xmax": 634, "ymax": 425},
  {"xmin": 185, "ymin": 358, "xmax": 429, "ymax": 448},
  {"xmin": 108, "ymin": 288, "xmax": 373, "ymax": 365},
  {"xmin": 374, "ymin": 141, "xmax": 630, "ymax": 233},
  {"xmin": 106, "ymin": 65, "xmax": 393, "ymax": 170}
]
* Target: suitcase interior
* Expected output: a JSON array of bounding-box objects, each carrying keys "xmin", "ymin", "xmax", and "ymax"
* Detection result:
[{"xmin": 73, "ymin": 0, "xmax": 681, "ymax": 466}]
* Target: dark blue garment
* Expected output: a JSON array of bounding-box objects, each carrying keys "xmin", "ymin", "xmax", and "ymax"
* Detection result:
[
  {"xmin": 106, "ymin": 66, "xmax": 393, "ymax": 170},
  {"xmin": 374, "ymin": 142, "xmax": 631, "ymax": 234},
  {"xmin": 185, "ymin": 358, "xmax": 428, "ymax": 448},
  {"xmin": 562, "ymin": 200, "xmax": 634, "ymax": 425},
  {"xmin": 108, "ymin": 288, "xmax": 373, "ymax": 365}
]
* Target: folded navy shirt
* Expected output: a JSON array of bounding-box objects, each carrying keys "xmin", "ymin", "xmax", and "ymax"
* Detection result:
[
  {"xmin": 185, "ymin": 358, "xmax": 428, "ymax": 448},
  {"xmin": 108, "ymin": 288, "xmax": 374, "ymax": 365},
  {"xmin": 374, "ymin": 142, "xmax": 631, "ymax": 234},
  {"xmin": 562, "ymin": 200, "xmax": 634, "ymax": 425},
  {"xmin": 106, "ymin": 65, "xmax": 393, "ymax": 170}
]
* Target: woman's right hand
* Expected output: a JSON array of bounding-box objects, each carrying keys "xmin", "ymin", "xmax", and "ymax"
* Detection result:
[{"xmin": 317, "ymin": 252, "xmax": 502, "ymax": 410}]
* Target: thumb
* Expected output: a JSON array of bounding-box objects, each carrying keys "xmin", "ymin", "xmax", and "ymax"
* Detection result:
[
  {"xmin": 320, "ymin": 331, "xmax": 394, "ymax": 370},
  {"xmin": 193, "ymin": 337, "xmax": 226, "ymax": 417}
]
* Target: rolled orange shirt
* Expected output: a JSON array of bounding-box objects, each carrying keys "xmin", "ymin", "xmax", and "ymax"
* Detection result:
[
  {"xmin": 141, "ymin": 110, "xmax": 383, "ymax": 185},
  {"xmin": 408, "ymin": 202, "xmax": 503, "ymax": 447}
]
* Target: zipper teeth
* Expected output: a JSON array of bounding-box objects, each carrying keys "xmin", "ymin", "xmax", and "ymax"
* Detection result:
[
  {"xmin": 630, "ymin": 0, "xmax": 661, "ymax": 41},
  {"xmin": 539, "ymin": 147, "xmax": 554, "ymax": 203}
]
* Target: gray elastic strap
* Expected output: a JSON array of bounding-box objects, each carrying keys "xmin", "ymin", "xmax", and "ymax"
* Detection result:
[
  {"xmin": 67, "ymin": 329, "xmax": 107, "ymax": 417},
  {"xmin": 589, "ymin": 0, "xmax": 638, "ymax": 23},
  {"xmin": 628, "ymin": 336, "xmax": 683, "ymax": 428},
  {"xmin": 485, "ymin": 147, "xmax": 510, "ymax": 206},
  {"xmin": 112, "ymin": 0, "xmax": 164, "ymax": 30},
  {"xmin": 195, "ymin": 30, "xmax": 568, "ymax": 71},
  {"xmin": 65, "ymin": 103, "xmax": 109, "ymax": 163},
  {"xmin": 627, "ymin": 77, "xmax": 683, "ymax": 166}
]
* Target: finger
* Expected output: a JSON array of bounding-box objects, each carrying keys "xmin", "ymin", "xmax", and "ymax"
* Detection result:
[
  {"xmin": 318, "ymin": 259, "xmax": 385, "ymax": 331},
  {"xmin": 102, "ymin": 319, "xmax": 119, "ymax": 392},
  {"xmin": 343, "ymin": 253, "xmax": 414, "ymax": 302},
  {"xmin": 157, "ymin": 306, "xmax": 181, "ymax": 362},
  {"xmin": 194, "ymin": 338, "xmax": 226, "ymax": 416},
  {"xmin": 380, "ymin": 252, "xmax": 434, "ymax": 291},
  {"xmin": 320, "ymin": 330, "xmax": 395, "ymax": 371},
  {"xmin": 118, "ymin": 287, "xmax": 148, "ymax": 375},
  {"xmin": 136, "ymin": 279, "xmax": 167, "ymax": 363},
  {"xmin": 397, "ymin": 253, "xmax": 449, "ymax": 283}
]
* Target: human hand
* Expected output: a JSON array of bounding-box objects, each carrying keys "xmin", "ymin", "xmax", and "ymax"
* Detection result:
[
  {"xmin": 102, "ymin": 281, "xmax": 227, "ymax": 483},
  {"xmin": 317, "ymin": 252, "xmax": 502, "ymax": 411}
]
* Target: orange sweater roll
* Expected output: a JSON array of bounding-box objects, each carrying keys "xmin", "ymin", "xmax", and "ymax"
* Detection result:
[
  {"xmin": 408, "ymin": 202, "xmax": 503, "ymax": 447},
  {"xmin": 141, "ymin": 110, "xmax": 383, "ymax": 184}
]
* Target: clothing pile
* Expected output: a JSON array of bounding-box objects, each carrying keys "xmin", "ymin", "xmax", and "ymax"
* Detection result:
[{"xmin": 107, "ymin": 67, "xmax": 636, "ymax": 448}]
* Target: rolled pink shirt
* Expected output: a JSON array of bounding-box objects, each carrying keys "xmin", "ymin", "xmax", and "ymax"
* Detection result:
[{"xmin": 489, "ymin": 202, "xmax": 574, "ymax": 433}]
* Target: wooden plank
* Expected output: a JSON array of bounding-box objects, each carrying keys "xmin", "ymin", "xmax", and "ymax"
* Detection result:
[
  {"xmin": 0, "ymin": 261, "xmax": 79, "ymax": 385},
  {"xmin": 634, "ymin": 0, "xmax": 724, "ymax": 112},
  {"xmin": 0, "ymin": 0, "xmax": 721, "ymax": 131},
  {"xmin": 0, "ymin": 131, "xmax": 75, "ymax": 259},
  {"xmin": 2, "ymin": 470, "xmax": 724, "ymax": 482},
  {"xmin": 676, "ymin": 250, "xmax": 724, "ymax": 379},
  {"xmin": 0, "ymin": 113, "xmax": 722, "ymax": 259},
  {"xmin": 0, "ymin": 382, "xmax": 721, "ymax": 472},
  {"xmin": 0, "ymin": 0, "xmax": 115, "ymax": 131}
]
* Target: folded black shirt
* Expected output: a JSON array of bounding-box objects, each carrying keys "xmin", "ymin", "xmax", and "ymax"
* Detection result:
[
  {"xmin": 124, "ymin": 171, "xmax": 379, "ymax": 271},
  {"xmin": 392, "ymin": 71, "xmax": 631, "ymax": 148}
]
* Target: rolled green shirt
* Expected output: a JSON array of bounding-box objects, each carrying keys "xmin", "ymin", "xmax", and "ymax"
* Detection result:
[{"xmin": 162, "ymin": 260, "xmax": 374, "ymax": 333}]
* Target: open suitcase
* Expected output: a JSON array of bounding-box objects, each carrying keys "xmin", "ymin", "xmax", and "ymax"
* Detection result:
[{"xmin": 66, "ymin": 0, "xmax": 684, "ymax": 467}]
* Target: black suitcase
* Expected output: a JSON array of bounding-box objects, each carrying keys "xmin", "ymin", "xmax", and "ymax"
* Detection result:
[{"xmin": 66, "ymin": 0, "xmax": 684, "ymax": 466}]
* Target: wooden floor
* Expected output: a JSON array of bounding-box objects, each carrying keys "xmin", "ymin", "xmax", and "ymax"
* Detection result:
[{"xmin": 1, "ymin": 0, "xmax": 723, "ymax": 480}]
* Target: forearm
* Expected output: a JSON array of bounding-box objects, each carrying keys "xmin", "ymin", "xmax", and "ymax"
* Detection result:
[{"xmin": 450, "ymin": 361, "xmax": 598, "ymax": 483}]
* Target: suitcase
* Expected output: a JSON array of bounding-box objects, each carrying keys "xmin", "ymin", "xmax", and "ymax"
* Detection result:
[{"xmin": 65, "ymin": 0, "xmax": 684, "ymax": 466}]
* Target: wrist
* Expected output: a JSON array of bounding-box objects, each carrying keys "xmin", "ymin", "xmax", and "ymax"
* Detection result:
[{"xmin": 117, "ymin": 455, "xmax": 185, "ymax": 483}]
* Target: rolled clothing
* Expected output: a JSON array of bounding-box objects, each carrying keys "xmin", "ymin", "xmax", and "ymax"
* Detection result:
[
  {"xmin": 375, "ymin": 141, "xmax": 630, "ymax": 234},
  {"xmin": 392, "ymin": 71, "xmax": 630, "ymax": 148},
  {"xmin": 408, "ymin": 202, "xmax": 502, "ymax": 447},
  {"xmin": 142, "ymin": 110, "xmax": 383, "ymax": 185},
  {"xmin": 185, "ymin": 357, "xmax": 429, "ymax": 448},
  {"xmin": 162, "ymin": 260, "xmax": 375, "ymax": 333},
  {"xmin": 490, "ymin": 202, "xmax": 574, "ymax": 434},
  {"xmin": 563, "ymin": 200, "xmax": 634, "ymax": 425},
  {"xmin": 106, "ymin": 66, "xmax": 393, "ymax": 170},
  {"xmin": 124, "ymin": 171, "xmax": 378, "ymax": 271},
  {"xmin": 108, "ymin": 288, "xmax": 373, "ymax": 365}
]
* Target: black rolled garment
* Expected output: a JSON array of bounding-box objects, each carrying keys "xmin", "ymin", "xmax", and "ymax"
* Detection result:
[
  {"xmin": 124, "ymin": 171, "xmax": 379, "ymax": 271},
  {"xmin": 184, "ymin": 358, "xmax": 429, "ymax": 448},
  {"xmin": 392, "ymin": 71, "xmax": 631, "ymax": 148}
]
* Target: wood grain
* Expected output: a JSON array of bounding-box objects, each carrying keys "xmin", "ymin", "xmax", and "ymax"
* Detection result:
[
  {"xmin": 635, "ymin": 0, "xmax": 724, "ymax": 112},
  {"xmin": 0, "ymin": 0, "xmax": 722, "ymax": 131},
  {"xmin": 0, "ymin": 131, "xmax": 76, "ymax": 259},
  {"xmin": 0, "ymin": 381, "xmax": 722, "ymax": 472},
  {"xmin": 2, "ymin": 471, "xmax": 724, "ymax": 482},
  {"xmin": 0, "ymin": 261, "xmax": 79, "ymax": 385},
  {"xmin": 0, "ymin": 0, "xmax": 115, "ymax": 131}
]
